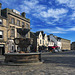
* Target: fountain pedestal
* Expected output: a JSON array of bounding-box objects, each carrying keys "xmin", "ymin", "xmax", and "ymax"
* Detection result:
[
  {"xmin": 4, "ymin": 25, "xmax": 42, "ymax": 65},
  {"xmin": 5, "ymin": 53, "xmax": 41, "ymax": 63}
]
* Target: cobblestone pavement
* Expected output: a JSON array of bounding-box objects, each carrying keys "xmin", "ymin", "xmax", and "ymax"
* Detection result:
[{"xmin": 0, "ymin": 50, "xmax": 75, "ymax": 75}]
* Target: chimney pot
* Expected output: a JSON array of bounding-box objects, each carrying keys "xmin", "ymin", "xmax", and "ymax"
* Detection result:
[
  {"xmin": 0, "ymin": 3, "xmax": 2, "ymax": 7},
  {"xmin": 21, "ymin": 12, "xmax": 25, "ymax": 18}
]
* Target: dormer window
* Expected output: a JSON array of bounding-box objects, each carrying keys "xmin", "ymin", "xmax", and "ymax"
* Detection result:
[{"xmin": 0, "ymin": 19, "xmax": 2, "ymax": 24}]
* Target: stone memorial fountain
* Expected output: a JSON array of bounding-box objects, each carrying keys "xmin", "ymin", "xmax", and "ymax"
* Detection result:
[{"xmin": 4, "ymin": 25, "xmax": 41, "ymax": 64}]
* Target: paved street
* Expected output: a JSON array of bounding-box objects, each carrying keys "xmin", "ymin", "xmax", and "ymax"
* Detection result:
[{"xmin": 0, "ymin": 50, "xmax": 75, "ymax": 75}]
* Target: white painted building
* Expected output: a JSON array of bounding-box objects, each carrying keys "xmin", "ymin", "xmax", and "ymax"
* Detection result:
[
  {"xmin": 49, "ymin": 34, "xmax": 62, "ymax": 49},
  {"xmin": 35, "ymin": 31, "xmax": 44, "ymax": 51},
  {"xmin": 43, "ymin": 34, "xmax": 48, "ymax": 47},
  {"xmin": 47, "ymin": 35, "xmax": 54, "ymax": 47},
  {"xmin": 48, "ymin": 42, "xmax": 54, "ymax": 46}
]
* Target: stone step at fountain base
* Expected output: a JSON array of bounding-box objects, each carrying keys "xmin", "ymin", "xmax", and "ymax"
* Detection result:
[
  {"xmin": 4, "ymin": 53, "xmax": 43, "ymax": 66},
  {"xmin": 1, "ymin": 61, "xmax": 43, "ymax": 66}
]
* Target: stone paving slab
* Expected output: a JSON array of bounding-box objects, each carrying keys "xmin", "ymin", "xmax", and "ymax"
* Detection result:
[{"xmin": 0, "ymin": 50, "xmax": 75, "ymax": 75}]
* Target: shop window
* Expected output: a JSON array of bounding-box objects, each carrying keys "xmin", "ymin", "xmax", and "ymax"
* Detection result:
[
  {"xmin": 0, "ymin": 19, "xmax": 2, "ymax": 24},
  {"xmin": 0, "ymin": 31, "xmax": 3, "ymax": 39}
]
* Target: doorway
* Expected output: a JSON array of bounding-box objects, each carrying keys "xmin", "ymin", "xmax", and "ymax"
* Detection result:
[{"xmin": 0, "ymin": 46, "xmax": 5, "ymax": 55}]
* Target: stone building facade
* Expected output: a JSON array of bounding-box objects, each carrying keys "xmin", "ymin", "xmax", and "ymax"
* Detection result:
[
  {"xmin": 61, "ymin": 38, "xmax": 70, "ymax": 50},
  {"xmin": 50, "ymin": 34, "xmax": 71, "ymax": 50},
  {"xmin": 71, "ymin": 42, "xmax": 75, "ymax": 50},
  {"xmin": 0, "ymin": 3, "xmax": 8, "ymax": 55},
  {"xmin": 0, "ymin": 16, "xmax": 8, "ymax": 55},
  {"xmin": 0, "ymin": 3, "xmax": 30, "ymax": 54}
]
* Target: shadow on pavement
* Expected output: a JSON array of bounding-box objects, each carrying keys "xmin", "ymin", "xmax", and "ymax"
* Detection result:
[
  {"xmin": 42, "ymin": 50, "xmax": 75, "ymax": 68},
  {"xmin": 43, "ymin": 56, "xmax": 75, "ymax": 68}
]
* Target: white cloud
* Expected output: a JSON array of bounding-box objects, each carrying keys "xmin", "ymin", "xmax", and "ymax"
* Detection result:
[
  {"xmin": 37, "ymin": 26, "xmax": 75, "ymax": 34},
  {"xmin": 48, "ymin": 1, "xmax": 52, "ymax": 5},
  {"xmin": 30, "ymin": 25, "xmax": 34, "ymax": 27},
  {"xmin": 71, "ymin": 12, "xmax": 75, "ymax": 20},
  {"xmin": 39, "ymin": 8, "xmax": 68, "ymax": 18},
  {"xmin": 57, "ymin": 0, "xmax": 75, "ymax": 9},
  {"xmin": 36, "ymin": 25, "xmax": 44, "ymax": 27},
  {"xmin": 68, "ymin": 27, "xmax": 75, "ymax": 31},
  {"xmin": 56, "ymin": 27, "xmax": 75, "ymax": 32},
  {"xmin": 46, "ymin": 22, "xmax": 56, "ymax": 25},
  {"xmin": 2, "ymin": 0, "xmax": 72, "ymax": 28},
  {"xmin": 23, "ymin": 0, "xmax": 38, "ymax": 7},
  {"xmin": 18, "ymin": 0, "xmax": 68, "ymax": 25},
  {"xmin": 1, "ymin": 0, "xmax": 17, "ymax": 5},
  {"xmin": 20, "ymin": 5, "xmax": 30, "ymax": 13},
  {"xmin": 56, "ymin": 0, "xmax": 75, "ymax": 20},
  {"xmin": 20, "ymin": 0, "xmax": 46, "ymax": 13},
  {"xmin": 56, "ymin": 27, "xmax": 65, "ymax": 31},
  {"xmin": 3, "ymin": 0, "xmax": 68, "ymax": 26},
  {"xmin": 33, "ymin": 8, "xmax": 68, "ymax": 25},
  {"xmin": 38, "ymin": 28, "xmax": 65, "ymax": 34}
]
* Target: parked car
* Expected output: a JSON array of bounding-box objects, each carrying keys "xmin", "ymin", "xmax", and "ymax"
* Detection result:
[
  {"xmin": 62, "ymin": 49, "xmax": 69, "ymax": 52},
  {"xmin": 48, "ymin": 46, "xmax": 61, "ymax": 52},
  {"xmin": 52, "ymin": 49, "xmax": 58, "ymax": 53},
  {"xmin": 57, "ymin": 49, "xmax": 62, "ymax": 52}
]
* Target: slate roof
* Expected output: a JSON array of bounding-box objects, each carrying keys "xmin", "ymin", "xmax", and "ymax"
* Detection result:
[
  {"xmin": 50, "ymin": 34, "xmax": 70, "ymax": 41},
  {"xmin": 30, "ymin": 32, "xmax": 36, "ymax": 36},
  {"xmin": 47, "ymin": 35, "xmax": 50, "ymax": 41},
  {"xmin": 34, "ymin": 31, "xmax": 44, "ymax": 36}
]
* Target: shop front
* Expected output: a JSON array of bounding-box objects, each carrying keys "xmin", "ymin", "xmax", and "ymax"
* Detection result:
[{"xmin": 0, "ymin": 44, "xmax": 5, "ymax": 55}]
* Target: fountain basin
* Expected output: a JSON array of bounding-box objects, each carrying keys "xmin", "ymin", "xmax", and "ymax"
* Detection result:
[{"xmin": 4, "ymin": 53, "xmax": 41, "ymax": 63}]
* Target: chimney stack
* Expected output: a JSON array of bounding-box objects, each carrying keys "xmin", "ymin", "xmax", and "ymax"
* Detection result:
[
  {"xmin": 0, "ymin": 3, "xmax": 2, "ymax": 16},
  {"xmin": 21, "ymin": 12, "xmax": 26, "ymax": 18}
]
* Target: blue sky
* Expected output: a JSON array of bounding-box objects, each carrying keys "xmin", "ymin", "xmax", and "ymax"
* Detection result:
[{"xmin": 0, "ymin": 0, "xmax": 75, "ymax": 42}]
